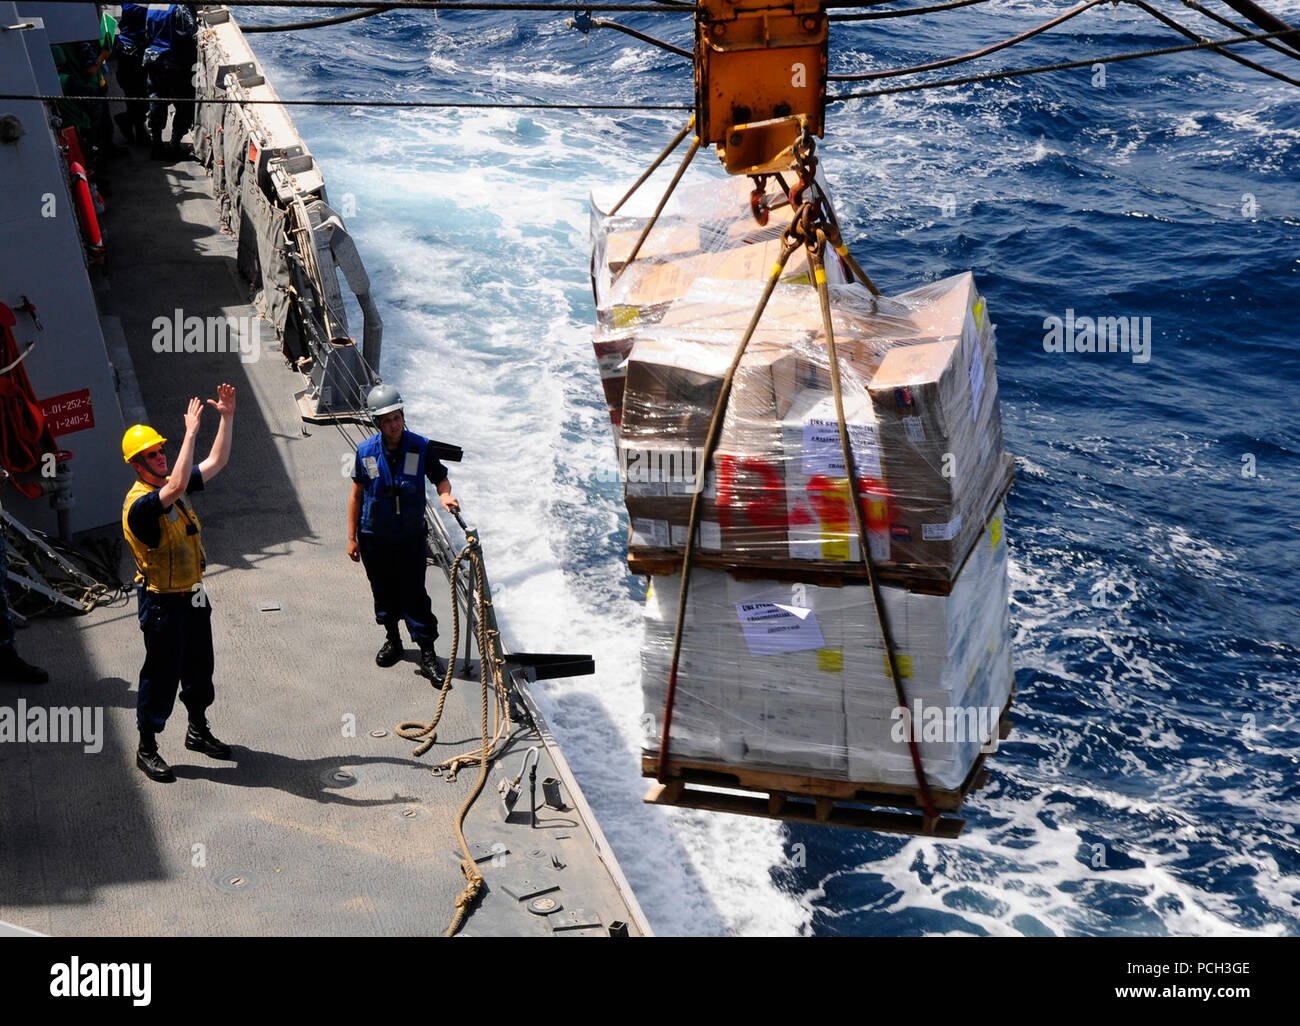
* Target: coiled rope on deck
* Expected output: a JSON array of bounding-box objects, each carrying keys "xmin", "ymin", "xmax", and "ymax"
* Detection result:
[{"xmin": 396, "ymin": 524, "xmax": 511, "ymax": 936}]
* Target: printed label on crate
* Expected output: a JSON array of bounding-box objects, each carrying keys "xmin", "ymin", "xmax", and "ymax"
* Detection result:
[
  {"xmin": 821, "ymin": 533, "xmax": 850, "ymax": 562},
  {"xmin": 665, "ymin": 469, "xmax": 716, "ymax": 499},
  {"xmin": 735, "ymin": 601, "xmax": 826, "ymax": 656},
  {"xmin": 626, "ymin": 478, "xmax": 665, "ymax": 498},
  {"xmin": 904, "ymin": 418, "xmax": 926, "ymax": 443},
  {"xmin": 921, "ymin": 515, "xmax": 962, "ymax": 542},
  {"xmin": 883, "ymin": 652, "xmax": 914, "ymax": 680},
  {"xmin": 801, "ymin": 418, "xmax": 882, "ymax": 479},
  {"xmin": 631, "ymin": 518, "xmax": 669, "ymax": 549},
  {"xmin": 698, "ymin": 520, "xmax": 721, "ymax": 550},
  {"xmin": 816, "ymin": 648, "xmax": 843, "ymax": 673}
]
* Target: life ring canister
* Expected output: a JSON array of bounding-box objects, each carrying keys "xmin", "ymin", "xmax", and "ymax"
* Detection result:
[{"xmin": 69, "ymin": 161, "xmax": 104, "ymax": 262}]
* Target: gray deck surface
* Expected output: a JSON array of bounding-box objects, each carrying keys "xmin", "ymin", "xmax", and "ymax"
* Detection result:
[{"xmin": 0, "ymin": 139, "xmax": 643, "ymax": 937}]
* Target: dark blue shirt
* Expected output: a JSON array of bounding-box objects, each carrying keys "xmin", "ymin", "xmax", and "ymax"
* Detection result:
[
  {"xmin": 127, "ymin": 467, "xmax": 204, "ymax": 549},
  {"xmin": 116, "ymin": 4, "xmax": 148, "ymax": 55},
  {"xmin": 144, "ymin": 4, "xmax": 197, "ymax": 69}
]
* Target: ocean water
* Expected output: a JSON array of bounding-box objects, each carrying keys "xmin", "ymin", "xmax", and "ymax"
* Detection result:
[{"xmin": 237, "ymin": 1, "xmax": 1300, "ymax": 936}]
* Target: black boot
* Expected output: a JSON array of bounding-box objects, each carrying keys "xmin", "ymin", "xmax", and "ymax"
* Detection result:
[
  {"xmin": 185, "ymin": 719, "xmax": 233, "ymax": 759},
  {"xmin": 375, "ymin": 628, "xmax": 403, "ymax": 668},
  {"xmin": 0, "ymin": 644, "xmax": 48, "ymax": 684},
  {"xmin": 417, "ymin": 645, "xmax": 446, "ymax": 683},
  {"xmin": 137, "ymin": 730, "xmax": 175, "ymax": 782},
  {"xmin": 149, "ymin": 134, "xmax": 165, "ymax": 160}
]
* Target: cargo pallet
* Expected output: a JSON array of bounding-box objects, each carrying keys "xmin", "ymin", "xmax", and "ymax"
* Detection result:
[{"xmin": 642, "ymin": 690, "xmax": 1014, "ymax": 838}]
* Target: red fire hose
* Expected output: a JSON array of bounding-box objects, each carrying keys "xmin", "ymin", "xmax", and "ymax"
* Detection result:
[{"xmin": 0, "ymin": 303, "xmax": 59, "ymax": 498}]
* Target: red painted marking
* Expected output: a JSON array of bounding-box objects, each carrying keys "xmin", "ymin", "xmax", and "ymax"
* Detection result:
[{"xmin": 39, "ymin": 389, "xmax": 94, "ymax": 436}]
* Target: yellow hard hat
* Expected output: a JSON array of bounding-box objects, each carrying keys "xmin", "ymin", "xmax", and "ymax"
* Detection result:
[{"xmin": 122, "ymin": 424, "xmax": 166, "ymax": 463}]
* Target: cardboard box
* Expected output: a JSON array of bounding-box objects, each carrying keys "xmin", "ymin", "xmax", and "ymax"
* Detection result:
[
  {"xmin": 781, "ymin": 387, "xmax": 887, "ymax": 564},
  {"xmin": 619, "ymin": 336, "xmax": 798, "ymax": 450},
  {"xmin": 638, "ymin": 511, "xmax": 1014, "ymax": 784},
  {"xmin": 626, "ymin": 495, "xmax": 723, "ymax": 554},
  {"xmin": 845, "ymin": 632, "xmax": 1014, "ymax": 788},
  {"xmin": 612, "ymin": 238, "xmax": 814, "ymax": 314},
  {"xmin": 711, "ymin": 448, "xmax": 789, "ymax": 558},
  {"xmin": 605, "ymin": 222, "xmax": 702, "ymax": 274},
  {"xmin": 741, "ymin": 692, "xmax": 847, "ymax": 776}
]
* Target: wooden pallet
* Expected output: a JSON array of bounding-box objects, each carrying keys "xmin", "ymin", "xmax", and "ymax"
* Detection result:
[
  {"xmin": 642, "ymin": 692, "xmax": 1014, "ymax": 838},
  {"xmin": 627, "ymin": 459, "xmax": 1016, "ymax": 596}
]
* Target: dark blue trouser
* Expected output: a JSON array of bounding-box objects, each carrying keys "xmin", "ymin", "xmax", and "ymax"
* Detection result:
[
  {"xmin": 115, "ymin": 50, "xmax": 148, "ymax": 134},
  {"xmin": 145, "ymin": 61, "xmax": 194, "ymax": 143},
  {"xmin": 358, "ymin": 532, "xmax": 437, "ymax": 648},
  {"xmin": 136, "ymin": 587, "xmax": 214, "ymax": 733}
]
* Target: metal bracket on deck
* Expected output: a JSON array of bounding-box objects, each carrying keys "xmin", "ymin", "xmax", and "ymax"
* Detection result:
[{"xmin": 505, "ymin": 653, "xmax": 596, "ymax": 681}]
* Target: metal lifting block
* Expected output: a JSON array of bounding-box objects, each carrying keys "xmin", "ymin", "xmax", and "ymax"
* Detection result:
[{"xmin": 694, "ymin": 0, "xmax": 828, "ymax": 174}]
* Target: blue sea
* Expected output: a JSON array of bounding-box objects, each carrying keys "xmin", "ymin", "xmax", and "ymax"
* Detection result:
[{"xmin": 237, "ymin": 1, "xmax": 1300, "ymax": 935}]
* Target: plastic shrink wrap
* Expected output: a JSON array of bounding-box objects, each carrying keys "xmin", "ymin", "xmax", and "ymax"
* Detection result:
[
  {"xmin": 591, "ymin": 176, "xmax": 1017, "ymax": 792},
  {"xmin": 590, "ymin": 176, "xmax": 841, "ymax": 427},
  {"xmin": 617, "ymin": 270, "xmax": 1011, "ymax": 580}
]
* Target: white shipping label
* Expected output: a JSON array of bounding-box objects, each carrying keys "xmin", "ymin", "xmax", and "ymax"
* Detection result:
[
  {"xmin": 626, "ymin": 478, "xmax": 665, "ymax": 498},
  {"xmin": 735, "ymin": 602, "xmax": 826, "ymax": 656},
  {"xmin": 968, "ymin": 344, "xmax": 986, "ymax": 422},
  {"xmin": 801, "ymin": 418, "xmax": 883, "ymax": 479},
  {"xmin": 669, "ymin": 523, "xmax": 689, "ymax": 547},
  {"xmin": 699, "ymin": 520, "xmax": 722, "ymax": 550},
  {"xmin": 404, "ymin": 451, "xmax": 421, "ymax": 477},
  {"xmin": 904, "ymin": 418, "xmax": 926, "ymax": 443},
  {"xmin": 665, "ymin": 470, "xmax": 715, "ymax": 498},
  {"xmin": 631, "ymin": 518, "xmax": 669, "ymax": 549},
  {"xmin": 363, "ymin": 456, "xmax": 379, "ymax": 479},
  {"xmin": 922, "ymin": 515, "xmax": 962, "ymax": 542}
]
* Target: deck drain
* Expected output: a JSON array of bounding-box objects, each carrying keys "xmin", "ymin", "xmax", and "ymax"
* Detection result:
[
  {"xmin": 369, "ymin": 730, "xmax": 388, "ymax": 739},
  {"xmin": 528, "ymin": 897, "xmax": 561, "ymax": 916},
  {"xmin": 320, "ymin": 767, "xmax": 358, "ymax": 788},
  {"xmin": 212, "ymin": 870, "xmax": 259, "ymax": 894},
  {"xmin": 525, "ymin": 848, "xmax": 548, "ymax": 862},
  {"xmin": 391, "ymin": 805, "xmax": 429, "ymax": 823}
]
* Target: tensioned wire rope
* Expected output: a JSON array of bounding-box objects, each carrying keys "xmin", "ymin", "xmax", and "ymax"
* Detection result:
[
  {"xmin": 235, "ymin": 0, "xmax": 997, "ymax": 37},
  {"xmin": 11, "ymin": 26, "xmax": 1298, "ymax": 111}
]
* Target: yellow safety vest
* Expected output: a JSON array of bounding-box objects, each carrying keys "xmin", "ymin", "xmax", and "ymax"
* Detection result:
[{"xmin": 122, "ymin": 478, "xmax": 206, "ymax": 594}]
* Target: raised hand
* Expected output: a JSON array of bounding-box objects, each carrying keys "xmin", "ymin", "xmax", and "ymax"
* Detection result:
[
  {"xmin": 184, "ymin": 397, "xmax": 204, "ymax": 435},
  {"xmin": 207, "ymin": 382, "xmax": 236, "ymax": 417}
]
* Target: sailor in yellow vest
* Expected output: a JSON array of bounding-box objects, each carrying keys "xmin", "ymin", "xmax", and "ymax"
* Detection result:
[{"xmin": 121, "ymin": 383, "xmax": 235, "ymax": 782}]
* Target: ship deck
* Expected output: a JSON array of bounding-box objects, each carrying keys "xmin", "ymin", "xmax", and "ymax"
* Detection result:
[{"xmin": 0, "ymin": 141, "xmax": 646, "ymax": 937}]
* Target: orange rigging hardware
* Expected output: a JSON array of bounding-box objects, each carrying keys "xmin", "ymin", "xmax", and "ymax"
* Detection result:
[{"xmin": 694, "ymin": 0, "xmax": 829, "ymax": 175}]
